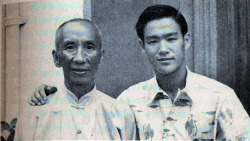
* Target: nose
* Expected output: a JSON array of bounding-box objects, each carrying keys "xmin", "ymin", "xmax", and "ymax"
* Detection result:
[
  {"xmin": 158, "ymin": 39, "xmax": 170, "ymax": 55},
  {"xmin": 73, "ymin": 47, "xmax": 87, "ymax": 64}
]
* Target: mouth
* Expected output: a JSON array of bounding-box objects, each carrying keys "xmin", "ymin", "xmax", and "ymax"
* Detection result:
[
  {"xmin": 157, "ymin": 58, "xmax": 174, "ymax": 64},
  {"xmin": 72, "ymin": 68, "xmax": 89, "ymax": 75},
  {"xmin": 157, "ymin": 58, "xmax": 174, "ymax": 61}
]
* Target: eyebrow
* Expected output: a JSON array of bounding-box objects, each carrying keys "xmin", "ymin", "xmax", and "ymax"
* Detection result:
[
  {"xmin": 62, "ymin": 40, "xmax": 75, "ymax": 46},
  {"xmin": 145, "ymin": 32, "xmax": 179, "ymax": 40},
  {"xmin": 85, "ymin": 40, "xmax": 95, "ymax": 44}
]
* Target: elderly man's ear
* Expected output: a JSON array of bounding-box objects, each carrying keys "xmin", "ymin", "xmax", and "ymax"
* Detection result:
[
  {"xmin": 184, "ymin": 33, "xmax": 191, "ymax": 49},
  {"xmin": 52, "ymin": 50, "xmax": 61, "ymax": 68}
]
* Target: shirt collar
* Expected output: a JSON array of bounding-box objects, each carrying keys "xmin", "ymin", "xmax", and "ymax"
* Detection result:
[
  {"xmin": 148, "ymin": 67, "xmax": 193, "ymax": 107},
  {"xmin": 64, "ymin": 85, "xmax": 97, "ymax": 107}
]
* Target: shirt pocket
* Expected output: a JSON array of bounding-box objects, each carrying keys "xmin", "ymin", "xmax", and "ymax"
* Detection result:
[
  {"xmin": 132, "ymin": 106, "xmax": 163, "ymax": 140},
  {"xmin": 192, "ymin": 112, "xmax": 216, "ymax": 139}
]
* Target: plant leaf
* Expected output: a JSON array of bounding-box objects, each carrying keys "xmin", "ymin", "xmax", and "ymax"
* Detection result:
[
  {"xmin": 1, "ymin": 122, "xmax": 10, "ymax": 131},
  {"xmin": 10, "ymin": 118, "xmax": 17, "ymax": 129}
]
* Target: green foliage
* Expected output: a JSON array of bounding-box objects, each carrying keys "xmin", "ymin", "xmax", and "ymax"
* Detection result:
[{"xmin": 1, "ymin": 118, "xmax": 17, "ymax": 141}]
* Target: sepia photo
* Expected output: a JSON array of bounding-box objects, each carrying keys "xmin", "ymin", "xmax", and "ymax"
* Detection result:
[{"xmin": 1, "ymin": 0, "xmax": 249, "ymax": 140}]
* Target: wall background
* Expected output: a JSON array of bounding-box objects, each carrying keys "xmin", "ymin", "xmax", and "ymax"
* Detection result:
[
  {"xmin": 216, "ymin": 0, "xmax": 250, "ymax": 113},
  {"xmin": 1, "ymin": 0, "xmax": 250, "ymax": 125},
  {"xmin": 1, "ymin": 0, "xmax": 88, "ymax": 123}
]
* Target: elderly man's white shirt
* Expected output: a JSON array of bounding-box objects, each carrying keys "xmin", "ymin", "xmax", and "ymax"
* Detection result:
[{"xmin": 15, "ymin": 85, "xmax": 136, "ymax": 140}]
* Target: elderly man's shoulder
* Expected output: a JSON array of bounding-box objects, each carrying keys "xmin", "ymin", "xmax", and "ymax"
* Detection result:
[
  {"xmin": 93, "ymin": 90, "xmax": 134, "ymax": 119},
  {"xmin": 92, "ymin": 90, "xmax": 117, "ymax": 106}
]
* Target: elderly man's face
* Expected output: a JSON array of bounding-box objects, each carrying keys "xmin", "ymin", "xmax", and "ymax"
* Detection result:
[
  {"xmin": 53, "ymin": 21, "xmax": 103, "ymax": 85},
  {"xmin": 142, "ymin": 17, "xmax": 190, "ymax": 75}
]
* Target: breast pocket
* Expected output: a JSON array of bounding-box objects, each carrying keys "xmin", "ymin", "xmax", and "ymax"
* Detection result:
[
  {"xmin": 35, "ymin": 110, "xmax": 62, "ymax": 140},
  {"xmin": 192, "ymin": 112, "xmax": 216, "ymax": 139},
  {"xmin": 132, "ymin": 106, "xmax": 163, "ymax": 140},
  {"xmin": 133, "ymin": 108, "xmax": 152, "ymax": 140}
]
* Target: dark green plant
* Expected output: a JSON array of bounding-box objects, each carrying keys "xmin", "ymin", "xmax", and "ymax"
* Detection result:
[{"xmin": 1, "ymin": 118, "xmax": 17, "ymax": 141}]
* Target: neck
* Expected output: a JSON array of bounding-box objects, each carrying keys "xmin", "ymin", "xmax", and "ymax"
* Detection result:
[
  {"xmin": 155, "ymin": 63, "xmax": 187, "ymax": 101},
  {"xmin": 65, "ymin": 81, "xmax": 95, "ymax": 100}
]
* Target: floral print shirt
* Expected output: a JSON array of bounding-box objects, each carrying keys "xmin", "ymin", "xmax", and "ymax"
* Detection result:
[{"xmin": 117, "ymin": 69, "xmax": 250, "ymax": 140}]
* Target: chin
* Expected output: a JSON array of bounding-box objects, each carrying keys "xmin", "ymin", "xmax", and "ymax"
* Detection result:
[
  {"xmin": 69, "ymin": 77, "xmax": 93, "ymax": 86},
  {"xmin": 158, "ymin": 66, "xmax": 177, "ymax": 75}
]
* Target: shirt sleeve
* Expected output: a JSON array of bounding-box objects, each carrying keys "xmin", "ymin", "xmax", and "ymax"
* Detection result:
[
  {"xmin": 117, "ymin": 89, "xmax": 132, "ymax": 105},
  {"xmin": 14, "ymin": 108, "xmax": 39, "ymax": 141},
  {"xmin": 112, "ymin": 98, "xmax": 137, "ymax": 140},
  {"xmin": 217, "ymin": 88, "xmax": 250, "ymax": 140}
]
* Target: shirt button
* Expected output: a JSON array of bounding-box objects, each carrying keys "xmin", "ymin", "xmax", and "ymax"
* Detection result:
[{"xmin": 77, "ymin": 129, "xmax": 82, "ymax": 134}]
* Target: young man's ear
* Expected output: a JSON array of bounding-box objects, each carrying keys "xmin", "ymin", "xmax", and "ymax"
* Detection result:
[
  {"xmin": 184, "ymin": 33, "xmax": 191, "ymax": 49},
  {"xmin": 52, "ymin": 50, "xmax": 61, "ymax": 68},
  {"xmin": 139, "ymin": 39, "xmax": 146, "ymax": 54},
  {"xmin": 139, "ymin": 39, "xmax": 144, "ymax": 48}
]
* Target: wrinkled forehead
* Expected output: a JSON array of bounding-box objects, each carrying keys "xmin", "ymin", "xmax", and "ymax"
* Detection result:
[
  {"xmin": 56, "ymin": 21, "xmax": 102, "ymax": 49},
  {"xmin": 62, "ymin": 21, "xmax": 96, "ymax": 36}
]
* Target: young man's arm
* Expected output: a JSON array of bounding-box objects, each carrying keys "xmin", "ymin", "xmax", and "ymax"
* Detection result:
[
  {"xmin": 217, "ymin": 88, "xmax": 250, "ymax": 140},
  {"xmin": 113, "ymin": 99, "xmax": 138, "ymax": 140},
  {"xmin": 28, "ymin": 84, "xmax": 57, "ymax": 106}
]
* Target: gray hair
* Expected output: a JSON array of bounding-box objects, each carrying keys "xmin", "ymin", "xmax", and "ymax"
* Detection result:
[{"xmin": 55, "ymin": 18, "xmax": 102, "ymax": 50}]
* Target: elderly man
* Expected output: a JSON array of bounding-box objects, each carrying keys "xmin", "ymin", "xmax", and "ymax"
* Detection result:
[
  {"xmin": 15, "ymin": 18, "xmax": 136, "ymax": 140},
  {"xmin": 29, "ymin": 5, "xmax": 250, "ymax": 140}
]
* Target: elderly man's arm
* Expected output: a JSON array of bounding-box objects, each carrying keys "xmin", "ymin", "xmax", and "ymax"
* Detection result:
[{"xmin": 14, "ymin": 108, "xmax": 38, "ymax": 141}]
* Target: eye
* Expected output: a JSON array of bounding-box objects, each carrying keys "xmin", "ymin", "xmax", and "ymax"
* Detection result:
[
  {"xmin": 86, "ymin": 44, "xmax": 95, "ymax": 50},
  {"xmin": 147, "ymin": 40, "xmax": 158, "ymax": 45},
  {"xmin": 65, "ymin": 44, "xmax": 75, "ymax": 51},
  {"xmin": 167, "ymin": 38, "xmax": 177, "ymax": 42}
]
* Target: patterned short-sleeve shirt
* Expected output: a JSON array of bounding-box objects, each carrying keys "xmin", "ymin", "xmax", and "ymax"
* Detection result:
[{"xmin": 117, "ymin": 69, "xmax": 250, "ymax": 140}]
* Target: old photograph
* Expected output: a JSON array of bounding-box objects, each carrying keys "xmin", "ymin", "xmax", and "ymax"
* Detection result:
[{"xmin": 1, "ymin": 0, "xmax": 250, "ymax": 140}]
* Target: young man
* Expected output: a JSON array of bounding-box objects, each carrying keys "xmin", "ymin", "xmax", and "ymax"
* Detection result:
[
  {"xmin": 15, "ymin": 18, "xmax": 136, "ymax": 140},
  {"xmin": 29, "ymin": 5, "xmax": 250, "ymax": 140},
  {"xmin": 116, "ymin": 5, "xmax": 249, "ymax": 140}
]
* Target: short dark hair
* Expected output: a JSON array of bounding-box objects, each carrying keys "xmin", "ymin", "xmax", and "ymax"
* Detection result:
[
  {"xmin": 135, "ymin": 5, "xmax": 188, "ymax": 41},
  {"xmin": 55, "ymin": 18, "xmax": 102, "ymax": 50}
]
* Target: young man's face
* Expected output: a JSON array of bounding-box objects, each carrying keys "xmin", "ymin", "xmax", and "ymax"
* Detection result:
[
  {"xmin": 142, "ymin": 17, "xmax": 190, "ymax": 75},
  {"xmin": 53, "ymin": 21, "xmax": 103, "ymax": 85}
]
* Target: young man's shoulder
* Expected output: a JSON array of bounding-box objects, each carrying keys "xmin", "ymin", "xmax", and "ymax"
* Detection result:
[
  {"xmin": 189, "ymin": 72, "xmax": 233, "ymax": 92},
  {"xmin": 118, "ymin": 72, "xmax": 235, "ymax": 100},
  {"xmin": 117, "ymin": 78, "xmax": 155, "ymax": 100}
]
